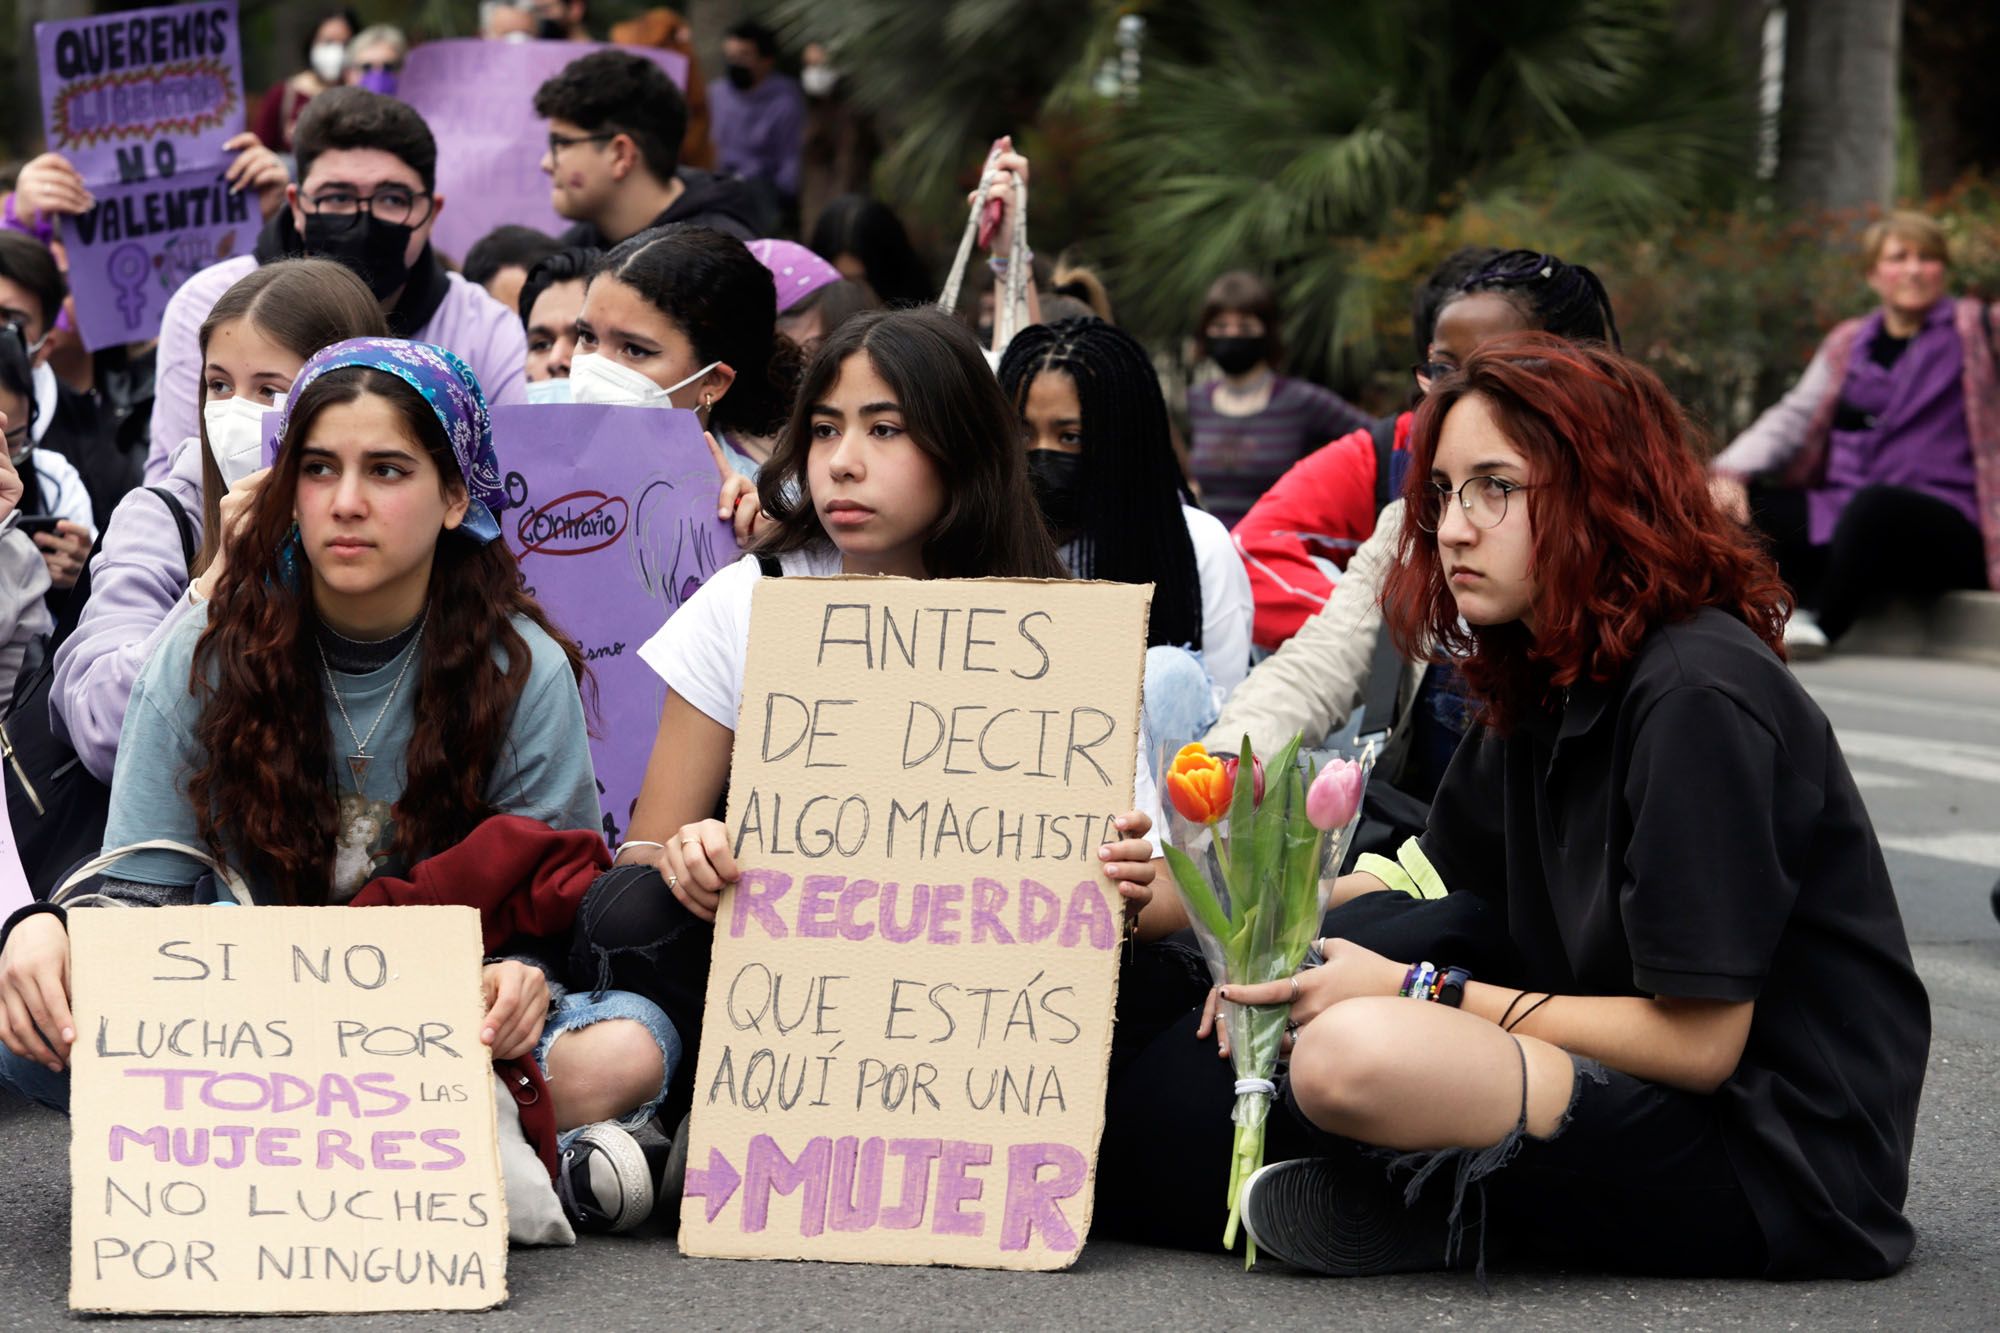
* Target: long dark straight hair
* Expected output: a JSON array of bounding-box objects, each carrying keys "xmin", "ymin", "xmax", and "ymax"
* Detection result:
[
  {"xmin": 997, "ymin": 317, "xmax": 1203, "ymax": 650},
  {"xmin": 187, "ymin": 367, "xmax": 584, "ymax": 903},
  {"xmin": 756, "ymin": 307, "xmax": 1066, "ymax": 580}
]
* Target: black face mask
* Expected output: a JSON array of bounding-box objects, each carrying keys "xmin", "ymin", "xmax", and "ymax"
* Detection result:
[
  {"xmin": 725, "ymin": 62, "xmax": 756, "ymax": 90},
  {"xmin": 536, "ymin": 17, "xmax": 568, "ymax": 40},
  {"xmin": 1026, "ymin": 450, "xmax": 1084, "ymax": 537},
  {"xmin": 303, "ymin": 212, "xmax": 414, "ymax": 302},
  {"xmin": 1208, "ymin": 335, "xmax": 1265, "ymax": 376}
]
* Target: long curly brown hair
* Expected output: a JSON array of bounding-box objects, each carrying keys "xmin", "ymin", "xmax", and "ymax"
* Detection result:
[{"xmin": 186, "ymin": 367, "xmax": 586, "ymax": 903}]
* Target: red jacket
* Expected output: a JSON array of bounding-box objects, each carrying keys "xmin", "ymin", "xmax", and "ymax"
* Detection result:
[
  {"xmin": 353, "ymin": 814, "xmax": 611, "ymax": 1180},
  {"xmin": 1232, "ymin": 412, "xmax": 1412, "ymax": 648},
  {"xmin": 351, "ymin": 814, "xmax": 610, "ymax": 953}
]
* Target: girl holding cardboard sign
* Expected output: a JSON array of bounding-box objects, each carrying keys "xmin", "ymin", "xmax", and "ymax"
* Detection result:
[
  {"xmin": 0, "ymin": 338, "xmax": 680, "ymax": 1234},
  {"xmin": 573, "ymin": 307, "xmax": 1175, "ymax": 1127}
]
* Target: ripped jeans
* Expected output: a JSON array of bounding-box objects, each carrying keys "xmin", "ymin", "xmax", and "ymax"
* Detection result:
[{"xmin": 568, "ymin": 865, "xmax": 718, "ymax": 1121}]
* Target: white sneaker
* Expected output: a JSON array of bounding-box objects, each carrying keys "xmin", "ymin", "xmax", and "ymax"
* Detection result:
[{"xmin": 1783, "ymin": 609, "xmax": 1829, "ymax": 661}]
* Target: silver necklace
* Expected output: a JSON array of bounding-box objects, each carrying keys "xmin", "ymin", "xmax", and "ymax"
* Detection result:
[{"xmin": 316, "ymin": 621, "xmax": 425, "ymax": 790}]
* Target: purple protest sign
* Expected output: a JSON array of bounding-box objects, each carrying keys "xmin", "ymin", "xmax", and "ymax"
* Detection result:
[
  {"xmin": 64, "ymin": 164, "xmax": 255, "ymax": 350},
  {"xmin": 398, "ymin": 39, "xmax": 688, "ymax": 265},
  {"xmin": 35, "ymin": 2, "xmax": 243, "ymax": 189},
  {"xmin": 491, "ymin": 403, "xmax": 733, "ymax": 845}
]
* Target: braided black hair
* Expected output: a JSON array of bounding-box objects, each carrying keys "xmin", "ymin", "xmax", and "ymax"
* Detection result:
[
  {"xmin": 1455, "ymin": 249, "xmax": 1621, "ymax": 350},
  {"xmin": 997, "ymin": 317, "xmax": 1204, "ymax": 653},
  {"xmin": 1412, "ymin": 246, "xmax": 1503, "ymax": 360}
]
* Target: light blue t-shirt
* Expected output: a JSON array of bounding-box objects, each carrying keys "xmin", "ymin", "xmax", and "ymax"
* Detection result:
[{"xmin": 102, "ymin": 606, "xmax": 602, "ymax": 900}]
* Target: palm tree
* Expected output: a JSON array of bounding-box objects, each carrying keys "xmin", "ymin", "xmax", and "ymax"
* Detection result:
[{"xmin": 1088, "ymin": 0, "xmax": 1756, "ymax": 385}]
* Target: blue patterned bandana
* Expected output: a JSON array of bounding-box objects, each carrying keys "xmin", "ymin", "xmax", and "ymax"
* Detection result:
[{"xmin": 276, "ymin": 337, "xmax": 506, "ymax": 544}]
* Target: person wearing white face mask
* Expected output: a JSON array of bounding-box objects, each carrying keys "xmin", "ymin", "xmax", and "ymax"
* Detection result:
[
  {"xmin": 254, "ymin": 9, "xmax": 360, "ymax": 153},
  {"xmin": 51, "ymin": 261, "xmax": 386, "ymax": 785},
  {"xmin": 572, "ymin": 225, "xmax": 802, "ymax": 541},
  {"xmin": 517, "ymin": 246, "xmax": 598, "ymax": 406},
  {"xmin": 576, "ymin": 225, "xmax": 797, "ymax": 462}
]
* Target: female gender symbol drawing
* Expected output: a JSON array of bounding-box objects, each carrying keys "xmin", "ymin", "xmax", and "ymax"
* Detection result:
[{"xmin": 106, "ymin": 244, "xmax": 151, "ymax": 329}]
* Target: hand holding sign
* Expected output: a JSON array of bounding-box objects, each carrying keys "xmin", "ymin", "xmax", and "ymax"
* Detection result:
[
  {"xmin": 479, "ymin": 960, "xmax": 550, "ymax": 1060},
  {"xmin": 9, "ymin": 152, "xmax": 95, "ymax": 228},
  {"xmin": 218, "ymin": 131, "xmax": 288, "ymax": 221},
  {"xmin": 0, "ymin": 911, "xmax": 75, "ymax": 1072},
  {"xmin": 705, "ymin": 429, "xmax": 766, "ymax": 548}
]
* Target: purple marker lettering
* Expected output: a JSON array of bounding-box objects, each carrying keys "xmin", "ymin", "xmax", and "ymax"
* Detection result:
[
  {"xmin": 1001, "ymin": 1142, "xmax": 1087, "ymax": 1251},
  {"xmin": 932, "ymin": 1139, "xmax": 990, "ymax": 1236},
  {"xmin": 731, "ymin": 869, "xmax": 794, "ymax": 940},
  {"xmin": 798, "ymin": 874, "xmax": 843, "ymax": 939}
]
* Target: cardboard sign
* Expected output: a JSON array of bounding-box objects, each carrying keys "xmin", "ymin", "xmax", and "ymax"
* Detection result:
[
  {"xmin": 67, "ymin": 906, "xmax": 507, "ymax": 1314},
  {"xmin": 397, "ymin": 39, "xmax": 688, "ymax": 266},
  {"xmin": 35, "ymin": 2, "xmax": 243, "ymax": 189},
  {"xmin": 62, "ymin": 163, "xmax": 255, "ymax": 351},
  {"xmin": 678, "ymin": 577, "xmax": 1153, "ymax": 1270},
  {"xmin": 493, "ymin": 403, "xmax": 735, "ymax": 847}
]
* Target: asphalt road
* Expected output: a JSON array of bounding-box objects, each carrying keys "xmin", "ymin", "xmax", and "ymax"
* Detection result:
[{"xmin": 2, "ymin": 652, "xmax": 1995, "ymax": 1330}]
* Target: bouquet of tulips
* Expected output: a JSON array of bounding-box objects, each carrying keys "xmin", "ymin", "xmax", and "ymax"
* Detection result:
[{"xmin": 1159, "ymin": 734, "xmax": 1373, "ymax": 1265}]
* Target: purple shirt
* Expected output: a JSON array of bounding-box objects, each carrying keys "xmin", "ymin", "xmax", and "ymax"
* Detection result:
[
  {"xmin": 707, "ymin": 72, "xmax": 806, "ymax": 196},
  {"xmin": 1811, "ymin": 297, "xmax": 1980, "ymax": 544},
  {"xmin": 145, "ymin": 257, "xmax": 528, "ymax": 484},
  {"xmin": 52, "ymin": 435, "xmax": 206, "ymax": 783}
]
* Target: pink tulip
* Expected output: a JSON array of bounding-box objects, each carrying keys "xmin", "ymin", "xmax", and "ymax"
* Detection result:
[
  {"xmin": 1223, "ymin": 754, "xmax": 1265, "ymax": 807},
  {"xmin": 1306, "ymin": 759, "xmax": 1365, "ymax": 831}
]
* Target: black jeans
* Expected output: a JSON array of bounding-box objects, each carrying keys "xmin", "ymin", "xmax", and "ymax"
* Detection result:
[
  {"xmin": 1093, "ymin": 892, "xmax": 1767, "ymax": 1276},
  {"xmin": 1751, "ymin": 483, "xmax": 1986, "ymax": 641}
]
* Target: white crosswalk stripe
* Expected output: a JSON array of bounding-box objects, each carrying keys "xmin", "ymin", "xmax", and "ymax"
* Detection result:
[
  {"xmin": 1879, "ymin": 833, "xmax": 2000, "ymax": 870},
  {"xmin": 1833, "ymin": 729, "xmax": 2000, "ymax": 787}
]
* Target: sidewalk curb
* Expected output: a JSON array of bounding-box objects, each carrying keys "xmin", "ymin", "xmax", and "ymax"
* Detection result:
[{"xmin": 1842, "ymin": 592, "xmax": 2000, "ymax": 667}]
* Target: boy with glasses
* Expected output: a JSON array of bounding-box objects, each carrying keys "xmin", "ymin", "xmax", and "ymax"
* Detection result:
[
  {"xmin": 533, "ymin": 50, "xmax": 766, "ymax": 248},
  {"xmin": 145, "ymin": 88, "xmax": 528, "ymax": 484}
]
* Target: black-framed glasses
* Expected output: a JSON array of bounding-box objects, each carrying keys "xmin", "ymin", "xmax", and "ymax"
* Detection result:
[
  {"xmin": 353, "ymin": 59, "xmax": 403, "ymax": 74},
  {"xmin": 547, "ymin": 131, "xmax": 617, "ymax": 160},
  {"xmin": 1416, "ymin": 475, "xmax": 1539, "ymax": 533},
  {"xmin": 303, "ymin": 186, "xmax": 433, "ymax": 228},
  {"xmin": 1411, "ymin": 359, "xmax": 1458, "ymax": 387}
]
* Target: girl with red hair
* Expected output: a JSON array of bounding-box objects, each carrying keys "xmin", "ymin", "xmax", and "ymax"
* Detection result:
[{"xmin": 1217, "ymin": 334, "xmax": 1928, "ymax": 1280}]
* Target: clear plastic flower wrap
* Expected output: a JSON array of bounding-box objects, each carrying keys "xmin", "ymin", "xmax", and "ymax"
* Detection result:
[{"xmin": 1158, "ymin": 733, "xmax": 1375, "ymax": 1265}]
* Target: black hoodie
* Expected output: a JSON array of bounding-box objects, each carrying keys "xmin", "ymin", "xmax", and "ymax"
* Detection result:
[{"xmin": 557, "ymin": 167, "xmax": 770, "ymax": 248}]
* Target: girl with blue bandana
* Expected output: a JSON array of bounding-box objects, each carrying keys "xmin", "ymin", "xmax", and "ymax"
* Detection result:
[{"xmin": 0, "ymin": 338, "xmax": 681, "ymax": 1234}]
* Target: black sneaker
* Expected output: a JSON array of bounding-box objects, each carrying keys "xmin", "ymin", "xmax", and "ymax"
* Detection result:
[
  {"xmin": 651, "ymin": 1112, "xmax": 690, "ymax": 1224},
  {"xmin": 558, "ymin": 1122, "xmax": 655, "ymax": 1233},
  {"xmin": 1240, "ymin": 1157, "xmax": 1452, "ymax": 1276}
]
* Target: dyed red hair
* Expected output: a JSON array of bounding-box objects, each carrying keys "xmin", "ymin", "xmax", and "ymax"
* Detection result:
[{"xmin": 1383, "ymin": 333, "xmax": 1789, "ymax": 731}]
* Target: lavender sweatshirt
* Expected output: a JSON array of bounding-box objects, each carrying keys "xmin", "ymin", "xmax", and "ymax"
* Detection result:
[
  {"xmin": 51, "ymin": 436, "xmax": 205, "ymax": 783},
  {"xmin": 143, "ymin": 258, "xmax": 529, "ymax": 483}
]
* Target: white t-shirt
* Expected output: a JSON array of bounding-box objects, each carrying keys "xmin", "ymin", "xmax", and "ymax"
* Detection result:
[
  {"xmin": 638, "ymin": 546, "xmax": 1165, "ymax": 841},
  {"xmin": 1063, "ymin": 504, "xmax": 1253, "ymax": 708}
]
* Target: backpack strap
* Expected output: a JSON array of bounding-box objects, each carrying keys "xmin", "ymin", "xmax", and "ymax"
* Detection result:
[
  {"xmin": 756, "ymin": 553, "xmax": 783, "ymax": 578},
  {"xmin": 146, "ymin": 485, "xmax": 195, "ymax": 568},
  {"xmin": 1369, "ymin": 415, "xmax": 1401, "ymax": 515}
]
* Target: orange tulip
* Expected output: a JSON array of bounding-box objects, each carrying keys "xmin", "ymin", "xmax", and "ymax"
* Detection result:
[{"xmin": 1166, "ymin": 742, "xmax": 1232, "ymax": 824}]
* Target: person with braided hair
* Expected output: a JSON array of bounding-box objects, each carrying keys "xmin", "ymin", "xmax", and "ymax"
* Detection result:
[
  {"xmin": 998, "ymin": 318, "xmax": 1253, "ymax": 757},
  {"xmin": 1234, "ymin": 248, "xmax": 1620, "ymax": 651}
]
